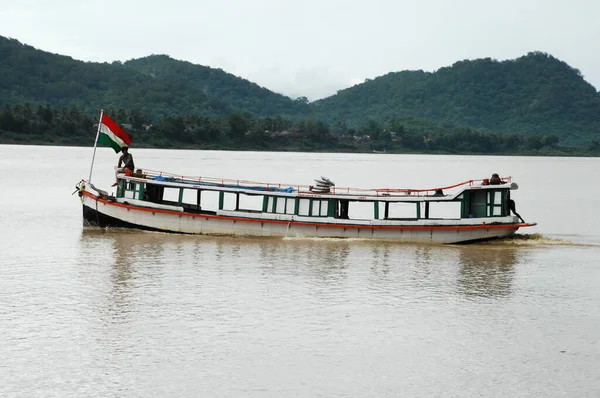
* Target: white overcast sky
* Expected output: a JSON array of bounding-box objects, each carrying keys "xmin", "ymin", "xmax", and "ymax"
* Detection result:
[{"xmin": 1, "ymin": 0, "xmax": 598, "ymax": 100}]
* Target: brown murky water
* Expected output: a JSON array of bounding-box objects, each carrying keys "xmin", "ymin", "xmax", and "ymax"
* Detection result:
[{"xmin": 1, "ymin": 145, "xmax": 599, "ymax": 397}]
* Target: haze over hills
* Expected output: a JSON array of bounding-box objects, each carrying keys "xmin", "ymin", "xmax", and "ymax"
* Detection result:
[
  {"xmin": 124, "ymin": 55, "xmax": 310, "ymax": 118},
  {"xmin": 0, "ymin": 36, "xmax": 308, "ymax": 119},
  {"xmin": 1, "ymin": 35, "xmax": 599, "ymax": 145}
]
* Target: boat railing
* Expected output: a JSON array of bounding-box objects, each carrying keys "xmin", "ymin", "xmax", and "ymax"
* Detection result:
[{"xmin": 134, "ymin": 169, "xmax": 512, "ymax": 198}]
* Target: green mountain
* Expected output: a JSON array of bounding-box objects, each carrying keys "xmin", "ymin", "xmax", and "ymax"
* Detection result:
[
  {"xmin": 124, "ymin": 55, "xmax": 310, "ymax": 118},
  {"xmin": 313, "ymin": 52, "xmax": 600, "ymax": 144},
  {"xmin": 0, "ymin": 36, "xmax": 308, "ymax": 119},
  {"xmin": 1, "ymin": 34, "xmax": 599, "ymax": 146}
]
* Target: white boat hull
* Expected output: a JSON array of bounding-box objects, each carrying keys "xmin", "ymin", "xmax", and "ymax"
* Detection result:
[{"xmin": 81, "ymin": 191, "xmax": 523, "ymax": 244}]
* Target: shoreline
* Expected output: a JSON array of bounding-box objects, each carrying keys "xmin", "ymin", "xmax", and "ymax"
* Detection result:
[{"xmin": 1, "ymin": 138, "xmax": 598, "ymax": 157}]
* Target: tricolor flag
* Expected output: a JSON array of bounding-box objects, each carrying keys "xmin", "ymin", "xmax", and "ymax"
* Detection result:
[{"xmin": 97, "ymin": 113, "xmax": 132, "ymax": 153}]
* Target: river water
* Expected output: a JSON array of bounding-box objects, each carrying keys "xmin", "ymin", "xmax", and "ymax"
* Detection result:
[{"xmin": 1, "ymin": 145, "xmax": 599, "ymax": 397}]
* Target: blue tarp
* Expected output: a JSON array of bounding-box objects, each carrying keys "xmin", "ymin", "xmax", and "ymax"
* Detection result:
[{"xmin": 152, "ymin": 175, "xmax": 175, "ymax": 182}]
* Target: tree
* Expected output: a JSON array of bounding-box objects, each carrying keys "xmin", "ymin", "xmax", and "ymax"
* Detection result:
[
  {"xmin": 541, "ymin": 135, "xmax": 559, "ymax": 147},
  {"xmin": 228, "ymin": 112, "xmax": 253, "ymax": 141},
  {"xmin": 361, "ymin": 119, "xmax": 382, "ymax": 140},
  {"xmin": 302, "ymin": 117, "xmax": 330, "ymax": 142},
  {"xmin": 523, "ymin": 135, "xmax": 543, "ymax": 150}
]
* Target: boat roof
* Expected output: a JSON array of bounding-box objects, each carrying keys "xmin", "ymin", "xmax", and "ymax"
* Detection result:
[{"xmin": 118, "ymin": 169, "xmax": 516, "ymax": 202}]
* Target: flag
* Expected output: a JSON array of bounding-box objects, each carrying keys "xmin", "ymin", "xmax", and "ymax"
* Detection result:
[{"xmin": 97, "ymin": 112, "xmax": 132, "ymax": 153}]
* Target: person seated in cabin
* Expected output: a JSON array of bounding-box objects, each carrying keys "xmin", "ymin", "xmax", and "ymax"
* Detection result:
[
  {"xmin": 489, "ymin": 173, "xmax": 505, "ymax": 185},
  {"xmin": 112, "ymin": 146, "xmax": 135, "ymax": 187},
  {"xmin": 433, "ymin": 189, "xmax": 444, "ymax": 196}
]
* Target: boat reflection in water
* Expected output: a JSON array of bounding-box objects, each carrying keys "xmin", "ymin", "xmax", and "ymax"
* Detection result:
[{"xmin": 78, "ymin": 229, "xmax": 527, "ymax": 308}]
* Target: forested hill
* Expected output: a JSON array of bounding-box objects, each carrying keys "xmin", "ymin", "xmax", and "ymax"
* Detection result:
[
  {"xmin": 1, "ymin": 34, "xmax": 600, "ymax": 146},
  {"xmin": 124, "ymin": 55, "xmax": 310, "ymax": 118},
  {"xmin": 313, "ymin": 52, "xmax": 600, "ymax": 144},
  {"xmin": 0, "ymin": 36, "xmax": 308, "ymax": 119}
]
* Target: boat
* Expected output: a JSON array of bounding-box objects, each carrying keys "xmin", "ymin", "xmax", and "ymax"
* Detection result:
[{"xmin": 75, "ymin": 170, "xmax": 536, "ymax": 244}]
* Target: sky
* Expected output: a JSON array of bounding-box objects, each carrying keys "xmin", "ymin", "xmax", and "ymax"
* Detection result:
[{"xmin": 1, "ymin": 0, "xmax": 599, "ymax": 101}]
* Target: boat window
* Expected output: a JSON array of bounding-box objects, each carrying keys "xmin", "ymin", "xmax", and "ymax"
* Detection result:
[
  {"xmin": 162, "ymin": 187, "xmax": 180, "ymax": 204},
  {"xmin": 122, "ymin": 182, "xmax": 143, "ymax": 200},
  {"xmin": 374, "ymin": 202, "xmax": 384, "ymax": 219},
  {"xmin": 293, "ymin": 198, "xmax": 329, "ymax": 216},
  {"xmin": 494, "ymin": 191, "xmax": 502, "ymax": 204},
  {"xmin": 467, "ymin": 190, "xmax": 488, "ymax": 218},
  {"xmin": 488, "ymin": 191, "xmax": 504, "ymax": 217},
  {"xmin": 265, "ymin": 198, "xmax": 328, "ymax": 216},
  {"xmin": 386, "ymin": 202, "xmax": 417, "ymax": 219},
  {"xmin": 267, "ymin": 196, "xmax": 276, "ymax": 212},
  {"xmin": 428, "ymin": 201, "xmax": 461, "ymax": 219},
  {"xmin": 298, "ymin": 199, "xmax": 310, "ymax": 216},
  {"xmin": 285, "ymin": 198, "xmax": 295, "ymax": 215},
  {"xmin": 320, "ymin": 200, "xmax": 328, "ymax": 216},
  {"xmin": 348, "ymin": 201, "xmax": 374, "ymax": 220},
  {"xmin": 276, "ymin": 197, "xmax": 286, "ymax": 214},
  {"xmin": 311, "ymin": 200, "xmax": 320, "ymax": 216},
  {"xmin": 238, "ymin": 194, "xmax": 263, "ymax": 212},
  {"xmin": 307, "ymin": 200, "xmax": 329, "ymax": 217},
  {"xmin": 268, "ymin": 197, "xmax": 296, "ymax": 214},
  {"xmin": 144, "ymin": 184, "xmax": 163, "ymax": 203},
  {"xmin": 181, "ymin": 189, "xmax": 197, "ymax": 206},
  {"xmin": 465, "ymin": 190, "xmax": 505, "ymax": 218},
  {"xmin": 200, "ymin": 190, "xmax": 219, "ymax": 211},
  {"xmin": 221, "ymin": 192, "xmax": 237, "ymax": 211}
]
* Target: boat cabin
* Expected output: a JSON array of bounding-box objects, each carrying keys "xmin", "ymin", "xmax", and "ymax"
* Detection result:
[{"xmin": 115, "ymin": 175, "xmax": 516, "ymax": 221}]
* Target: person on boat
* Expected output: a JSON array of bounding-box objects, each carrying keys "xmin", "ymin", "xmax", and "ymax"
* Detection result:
[
  {"xmin": 507, "ymin": 198, "xmax": 525, "ymax": 223},
  {"xmin": 112, "ymin": 146, "xmax": 135, "ymax": 187},
  {"xmin": 506, "ymin": 191, "xmax": 525, "ymax": 223},
  {"xmin": 489, "ymin": 173, "xmax": 504, "ymax": 185}
]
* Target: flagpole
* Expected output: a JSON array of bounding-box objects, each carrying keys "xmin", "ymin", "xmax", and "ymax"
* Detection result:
[{"xmin": 88, "ymin": 109, "xmax": 104, "ymax": 183}]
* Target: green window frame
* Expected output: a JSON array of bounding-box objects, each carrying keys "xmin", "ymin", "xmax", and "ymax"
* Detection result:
[
  {"xmin": 308, "ymin": 199, "xmax": 332, "ymax": 217},
  {"xmin": 118, "ymin": 181, "xmax": 145, "ymax": 200},
  {"xmin": 487, "ymin": 190, "xmax": 505, "ymax": 217},
  {"xmin": 462, "ymin": 190, "xmax": 506, "ymax": 218},
  {"xmin": 263, "ymin": 197, "xmax": 333, "ymax": 217},
  {"xmin": 263, "ymin": 196, "xmax": 297, "ymax": 215}
]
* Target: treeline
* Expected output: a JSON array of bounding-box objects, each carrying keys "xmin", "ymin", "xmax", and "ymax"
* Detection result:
[
  {"xmin": 0, "ymin": 103, "xmax": 314, "ymax": 148},
  {"xmin": 341, "ymin": 118, "xmax": 565, "ymax": 154},
  {"xmin": 1, "ymin": 103, "xmax": 598, "ymax": 155}
]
